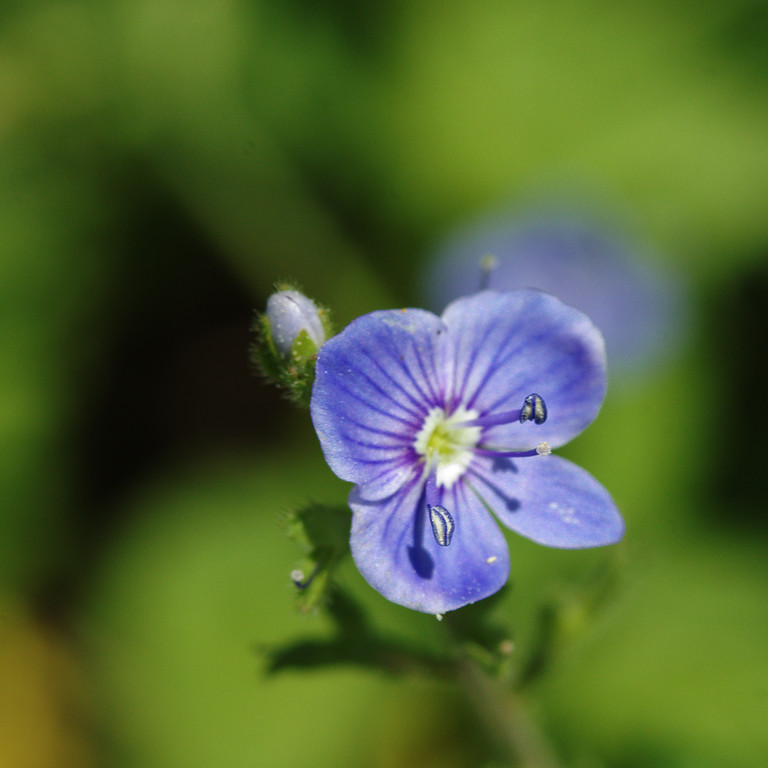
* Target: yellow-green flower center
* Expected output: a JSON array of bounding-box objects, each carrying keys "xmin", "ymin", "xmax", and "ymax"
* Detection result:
[{"xmin": 413, "ymin": 406, "xmax": 481, "ymax": 489}]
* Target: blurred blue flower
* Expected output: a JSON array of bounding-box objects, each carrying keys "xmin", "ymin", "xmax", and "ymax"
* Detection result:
[
  {"xmin": 424, "ymin": 209, "xmax": 686, "ymax": 380},
  {"xmin": 311, "ymin": 290, "xmax": 623, "ymax": 614}
]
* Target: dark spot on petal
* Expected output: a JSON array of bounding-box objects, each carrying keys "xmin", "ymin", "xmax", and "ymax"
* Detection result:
[
  {"xmin": 407, "ymin": 545, "xmax": 434, "ymax": 578},
  {"xmin": 491, "ymin": 456, "xmax": 518, "ymax": 473},
  {"xmin": 408, "ymin": 490, "xmax": 435, "ymax": 578},
  {"xmin": 478, "ymin": 473, "xmax": 521, "ymax": 513}
]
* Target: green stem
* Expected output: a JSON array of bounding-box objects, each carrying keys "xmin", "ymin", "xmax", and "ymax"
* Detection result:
[{"xmin": 454, "ymin": 654, "xmax": 563, "ymax": 768}]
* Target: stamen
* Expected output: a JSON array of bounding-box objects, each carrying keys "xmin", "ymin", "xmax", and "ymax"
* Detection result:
[
  {"xmin": 428, "ymin": 504, "xmax": 455, "ymax": 547},
  {"xmin": 425, "ymin": 469, "xmax": 455, "ymax": 546},
  {"xmin": 458, "ymin": 393, "xmax": 548, "ymax": 429},
  {"xmin": 519, "ymin": 393, "xmax": 547, "ymax": 425},
  {"xmin": 424, "ymin": 467, "xmax": 440, "ymax": 508}
]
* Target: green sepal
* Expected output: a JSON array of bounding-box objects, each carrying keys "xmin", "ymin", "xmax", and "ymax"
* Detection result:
[
  {"xmin": 250, "ymin": 314, "xmax": 317, "ymax": 408},
  {"xmin": 285, "ymin": 503, "xmax": 352, "ymax": 614},
  {"xmin": 290, "ymin": 327, "xmax": 319, "ymax": 361},
  {"xmin": 251, "ymin": 313, "xmax": 282, "ymax": 381}
]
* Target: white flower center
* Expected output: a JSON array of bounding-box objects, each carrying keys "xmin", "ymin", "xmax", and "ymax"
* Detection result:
[{"xmin": 413, "ymin": 406, "xmax": 481, "ymax": 489}]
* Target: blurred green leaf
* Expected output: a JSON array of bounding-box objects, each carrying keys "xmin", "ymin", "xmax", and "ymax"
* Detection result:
[
  {"xmin": 535, "ymin": 530, "xmax": 768, "ymax": 767},
  {"xmin": 264, "ymin": 586, "xmax": 452, "ymax": 677},
  {"xmin": 78, "ymin": 451, "xmax": 434, "ymax": 768}
]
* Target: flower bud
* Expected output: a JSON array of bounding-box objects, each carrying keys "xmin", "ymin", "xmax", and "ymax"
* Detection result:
[
  {"xmin": 266, "ymin": 290, "xmax": 326, "ymax": 359},
  {"xmin": 252, "ymin": 287, "xmax": 332, "ymax": 408}
]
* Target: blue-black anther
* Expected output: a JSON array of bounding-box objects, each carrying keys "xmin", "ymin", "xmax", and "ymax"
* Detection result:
[
  {"xmin": 519, "ymin": 393, "xmax": 547, "ymax": 425},
  {"xmin": 428, "ymin": 505, "xmax": 455, "ymax": 547}
]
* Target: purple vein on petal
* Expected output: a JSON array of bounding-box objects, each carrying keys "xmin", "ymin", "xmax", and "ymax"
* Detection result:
[
  {"xmin": 358, "ymin": 347, "xmax": 432, "ymax": 418},
  {"xmin": 412, "ymin": 348, "xmax": 442, "ymax": 407},
  {"xmin": 469, "ymin": 326, "xmax": 551, "ymax": 403},
  {"xmin": 472, "ymin": 330, "xmax": 562, "ymax": 413},
  {"xmin": 340, "ymin": 355, "xmax": 425, "ymax": 423},
  {"xmin": 464, "ymin": 329, "xmax": 521, "ymax": 410},
  {"xmin": 357, "ymin": 347, "xmax": 427, "ymax": 414},
  {"xmin": 330, "ymin": 375, "xmax": 423, "ymax": 431},
  {"xmin": 398, "ymin": 346, "xmax": 442, "ymax": 410},
  {"xmin": 346, "ymin": 453, "xmax": 410, "ymax": 468},
  {"xmin": 335, "ymin": 413, "xmax": 415, "ymax": 443},
  {"xmin": 482, "ymin": 354, "xmax": 585, "ymax": 418},
  {"xmin": 351, "ymin": 461, "xmax": 418, "ymax": 501},
  {"xmin": 342, "ymin": 436, "xmax": 413, "ymax": 453},
  {"xmin": 463, "ymin": 323, "xmax": 556, "ymax": 409},
  {"xmin": 451, "ymin": 319, "xmax": 497, "ymax": 408},
  {"xmin": 341, "ymin": 437, "xmax": 414, "ymax": 458},
  {"xmin": 378, "ymin": 472, "xmax": 425, "ymax": 546},
  {"xmin": 361, "ymin": 457, "xmax": 417, "ymax": 486},
  {"xmin": 327, "ymin": 398, "xmax": 417, "ymax": 441},
  {"xmin": 462, "ymin": 319, "xmax": 526, "ymax": 409},
  {"xmin": 461, "ymin": 324, "xmax": 510, "ymax": 409}
]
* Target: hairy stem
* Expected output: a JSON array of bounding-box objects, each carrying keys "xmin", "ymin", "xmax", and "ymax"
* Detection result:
[{"xmin": 454, "ymin": 653, "xmax": 563, "ymax": 768}]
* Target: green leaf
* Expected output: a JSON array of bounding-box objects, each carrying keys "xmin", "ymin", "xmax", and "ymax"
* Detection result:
[{"xmin": 285, "ymin": 503, "xmax": 351, "ymax": 613}]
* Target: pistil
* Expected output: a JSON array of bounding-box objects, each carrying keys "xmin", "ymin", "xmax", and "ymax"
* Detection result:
[{"xmin": 474, "ymin": 441, "xmax": 552, "ymax": 458}]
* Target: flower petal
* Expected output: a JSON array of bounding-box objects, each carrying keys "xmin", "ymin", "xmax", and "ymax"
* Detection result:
[
  {"xmin": 310, "ymin": 308, "xmax": 447, "ymax": 499},
  {"xmin": 441, "ymin": 290, "xmax": 606, "ymax": 449},
  {"xmin": 469, "ymin": 454, "xmax": 623, "ymax": 548},
  {"xmin": 349, "ymin": 476, "xmax": 510, "ymax": 614}
]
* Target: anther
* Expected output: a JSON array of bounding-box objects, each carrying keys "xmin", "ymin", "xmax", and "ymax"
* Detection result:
[
  {"xmin": 519, "ymin": 393, "xmax": 547, "ymax": 425},
  {"xmin": 428, "ymin": 504, "xmax": 455, "ymax": 547},
  {"xmin": 456, "ymin": 393, "xmax": 548, "ymax": 431}
]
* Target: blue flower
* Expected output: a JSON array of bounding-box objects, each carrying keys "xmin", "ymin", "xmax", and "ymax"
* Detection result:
[
  {"xmin": 310, "ymin": 290, "xmax": 623, "ymax": 614},
  {"xmin": 424, "ymin": 210, "xmax": 686, "ymax": 380}
]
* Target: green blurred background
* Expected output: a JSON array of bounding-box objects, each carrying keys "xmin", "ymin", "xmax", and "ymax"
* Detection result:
[{"xmin": 1, "ymin": 1, "xmax": 767, "ymax": 766}]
